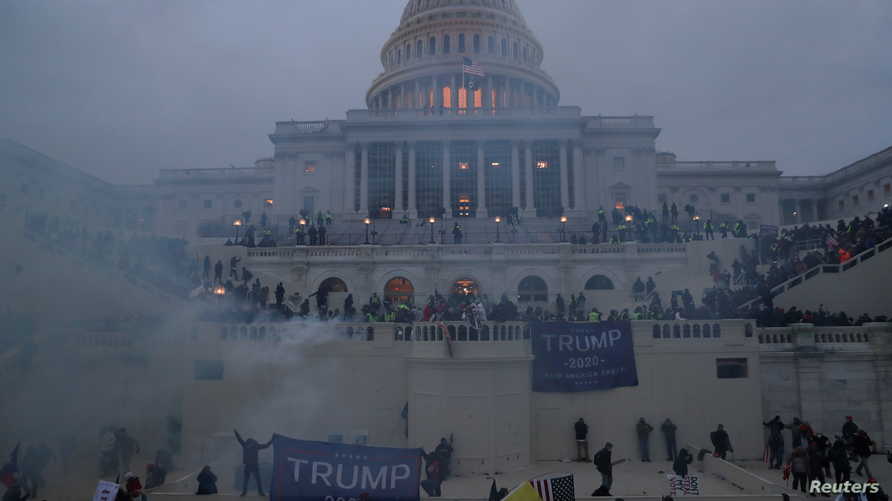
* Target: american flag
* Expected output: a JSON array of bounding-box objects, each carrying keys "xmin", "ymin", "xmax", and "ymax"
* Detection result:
[
  {"xmin": 530, "ymin": 473, "xmax": 574, "ymax": 501},
  {"xmin": 462, "ymin": 57, "xmax": 485, "ymax": 77}
]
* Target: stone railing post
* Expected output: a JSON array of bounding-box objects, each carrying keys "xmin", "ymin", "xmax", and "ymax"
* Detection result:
[
  {"xmin": 790, "ymin": 323, "xmax": 817, "ymax": 351},
  {"xmin": 865, "ymin": 322, "xmax": 892, "ymax": 353}
]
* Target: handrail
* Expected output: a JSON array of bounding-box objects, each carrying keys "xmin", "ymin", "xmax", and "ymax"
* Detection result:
[{"xmin": 738, "ymin": 235, "xmax": 892, "ymax": 310}]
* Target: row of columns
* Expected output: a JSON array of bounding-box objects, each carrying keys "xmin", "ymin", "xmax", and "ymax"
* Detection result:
[
  {"xmin": 371, "ymin": 75, "xmax": 553, "ymax": 111},
  {"xmin": 344, "ymin": 140, "xmax": 583, "ymax": 219}
]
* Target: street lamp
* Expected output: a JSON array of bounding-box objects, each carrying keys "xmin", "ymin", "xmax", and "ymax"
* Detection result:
[
  {"xmin": 494, "ymin": 216, "xmax": 502, "ymax": 243},
  {"xmin": 428, "ymin": 217, "xmax": 436, "ymax": 244},
  {"xmin": 559, "ymin": 215, "xmax": 568, "ymax": 242},
  {"xmin": 232, "ymin": 219, "xmax": 243, "ymax": 244},
  {"xmin": 363, "ymin": 217, "xmax": 372, "ymax": 245}
]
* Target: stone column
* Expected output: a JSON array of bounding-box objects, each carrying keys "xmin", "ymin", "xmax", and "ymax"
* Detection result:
[
  {"xmin": 345, "ymin": 145, "xmax": 355, "ymax": 214},
  {"xmin": 394, "ymin": 143, "xmax": 404, "ymax": 214},
  {"xmin": 360, "ymin": 143, "xmax": 369, "ymax": 216},
  {"xmin": 450, "ymin": 74, "xmax": 457, "ymax": 110},
  {"xmin": 524, "ymin": 142, "xmax": 535, "ymax": 217},
  {"xmin": 511, "ymin": 142, "xmax": 521, "ymax": 210},
  {"xmin": 559, "ymin": 141, "xmax": 569, "ymax": 212},
  {"xmin": 573, "ymin": 143, "xmax": 584, "ymax": 213},
  {"xmin": 408, "ymin": 142, "xmax": 417, "ymax": 218},
  {"xmin": 476, "ymin": 141, "xmax": 487, "ymax": 218},
  {"xmin": 413, "ymin": 79, "xmax": 419, "ymax": 109},
  {"xmin": 442, "ymin": 142, "xmax": 451, "ymax": 218}
]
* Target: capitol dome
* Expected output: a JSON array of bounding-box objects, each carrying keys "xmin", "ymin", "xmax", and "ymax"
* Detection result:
[{"xmin": 366, "ymin": 0, "xmax": 560, "ymax": 111}]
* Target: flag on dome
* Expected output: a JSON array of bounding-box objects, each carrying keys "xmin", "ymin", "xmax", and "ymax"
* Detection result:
[{"xmin": 463, "ymin": 57, "xmax": 485, "ymax": 77}]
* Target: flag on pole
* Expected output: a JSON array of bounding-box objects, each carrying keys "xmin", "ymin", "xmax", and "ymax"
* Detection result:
[
  {"xmin": 530, "ymin": 473, "xmax": 575, "ymax": 501},
  {"xmin": 462, "ymin": 57, "xmax": 485, "ymax": 77}
]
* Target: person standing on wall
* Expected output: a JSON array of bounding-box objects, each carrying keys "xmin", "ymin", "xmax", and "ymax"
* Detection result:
[
  {"xmin": 637, "ymin": 418, "xmax": 653, "ymax": 462},
  {"xmin": 661, "ymin": 418, "xmax": 678, "ymax": 462},
  {"xmin": 763, "ymin": 415, "xmax": 785, "ymax": 469},
  {"xmin": 575, "ymin": 418, "xmax": 589, "ymax": 462}
]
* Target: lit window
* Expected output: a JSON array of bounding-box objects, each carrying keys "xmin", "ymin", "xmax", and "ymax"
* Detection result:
[
  {"xmin": 458, "ymin": 162, "xmax": 470, "ymax": 170},
  {"xmin": 304, "ymin": 161, "xmax": 317, "ymax": 174},
  {"xmin": 613, "ymin": 157, "xmax": 625, "ymax": 170},
  {"xmin": 536, "ymin": 160, "xmax": 549, "ymax": 169},
  {"xmin": 746, "ymin": 193, "xmax": 756, "ymax": 203},
  {"xmin": 721, "ymin": 193, "xmax": 730, "ymax": 204},
  {"xmin": 264, "ymin": 199, "xmax": 274, "ymax": 207},
  {"xmin": 203, "ymin": 200, "xmax": 212, "ymax": 209},
  {"xmin": 716, "ymin": 358, "xmax": 748, "ymax": 379}
]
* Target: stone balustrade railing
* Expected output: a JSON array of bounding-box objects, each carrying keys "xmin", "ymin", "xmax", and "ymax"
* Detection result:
[
  {"xmin": 245, "ymin": 241, "xmax": 687, "ymax": 260},
  {"xmin": 757, "ymin": 323, "xmax": 892, "ymax": 352}
]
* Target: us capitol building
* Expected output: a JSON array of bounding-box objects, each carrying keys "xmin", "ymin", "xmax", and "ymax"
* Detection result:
[{"xmin": 152, "ymin": 0, "xmax": 891, "ymax": 241}]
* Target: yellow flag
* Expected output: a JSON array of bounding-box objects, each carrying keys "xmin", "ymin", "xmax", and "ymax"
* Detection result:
[{"xmin": 503, "ymin": 481, "xmax": 543, "ymax": 501}]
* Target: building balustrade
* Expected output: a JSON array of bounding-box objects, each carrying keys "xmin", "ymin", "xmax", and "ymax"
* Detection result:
[
  {"xmin": 757, "ymin": 323, "xmax": 891, "ymax": 352},
  {"xmin": 245, "ymin": 241, "xmax": 687, "ymax": 261}
]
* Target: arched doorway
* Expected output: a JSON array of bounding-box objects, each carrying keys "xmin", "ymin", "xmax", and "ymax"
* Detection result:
[
  {"xmin": 451, "ymin": 278, "xmax": 479, "ymax": 297},
  {"xmin": 584, "ymin": 275, "xmax": 614, "ymax": 290},
  {"xmin": 384, "ymin": 277, "xmax": 415, "ymax": 304},
  {"xmin": 317, "ymin": 277, "xmax": 349, "ymax": 314},
  {"xmin": 518, "ymin": 275, "xmax": 547, "ymax": 302}
]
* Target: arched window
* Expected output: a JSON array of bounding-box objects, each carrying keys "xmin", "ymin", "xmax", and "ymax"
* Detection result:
[
  {"xmin": 406, "ymin": 43, "xmax": 411, "ymax": 60},
  {"xmin": 584, "ymin": 275, "xmax": 615, "ymax": 290},
  {"xmin": 452, "ymin": 279, "xmax": 479, "ymax": 297},
  {"xmin": 319, "ymin": 277, "xmax": 348, "ymax": 293},
  {"xmin": 429, "ymin": 36, "xmax": 436, "ymax": 55},
  {"xmin": 443, "ymin": 34, "xmax": 451, "ymax": 53},
  {"xmin": 416, "ymin": 40, "xmax": 423, "ymax": 58},
  {"xmin": 518, "ymin": 275, "xmax": 547, "ymax": 302},
  {"xmin": 473, "ymin": 34, "xmax": 480, "ymax": 53},
  {"xmin": 384, "ymin": 277, "xmax": 414, "ymax": 305},
  {"xmin": 488, "ymin": 36, "xmax": 495, "ymax": 53},
  {"xmin": 458, "ymin": 33, "xmax": 466, "ymax": 52},
  {"xmin": 501, "ymin": 38, "xmax": 508, "ymax": 57}
]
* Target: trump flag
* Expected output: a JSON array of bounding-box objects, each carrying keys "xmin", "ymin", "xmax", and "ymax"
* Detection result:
[{"xmin": 270, "ymin": 434, "xmax": 422, "ymax": 501}]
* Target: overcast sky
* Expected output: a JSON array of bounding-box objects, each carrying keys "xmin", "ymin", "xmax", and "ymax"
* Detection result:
[{"xmin": 1, "ymin": 0, "xmax": 890, "ymax": 184}]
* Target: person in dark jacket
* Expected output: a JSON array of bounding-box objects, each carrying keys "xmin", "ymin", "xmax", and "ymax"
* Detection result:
[
  {"xmin": 710, "ymin": 424, "xmax": 733, "ymax": 459},
  {"xmin": 575, "ymin": 418, "xmax": 589, "ymax": 461},
  {"xmin": 829, "ymin": 439, "xmax": 851, "ymax": 483},
  {"xmin": 592, "ymin": 442, "xmax": 614, "ymax": 496},
  {"xmin": 790, "ymin": 417, "xmax": 803, "ymax": 448},
  {"xmin": 673, "ymin": 448, "xmax": 693, "ymax": 477},
  {"xmin": 195, "ymin": 466, "xmax": 218, "ymax": 495},
  {"xmin": 661, "ymin": 418, "xmax": 678, "ymax": 461},
  {"xmin": 763, "ymin": 416, "xmax": 785, "ymax": 469},
  {"xmin": 636, "ymin": 418, "xmax": 653, "ymax": 462},
  {"xmin": 852, "ymin": 430, "xmax": 874, "ymax": 477},
  {"xmin": 420, "ymin": 450, "xmax": 443, "ymax": 497},
  {"xmin": 807, "ymin": 441, "xmax": 827, "ymax": 486},
  {"xmin": 842, "ymin": 416, "xmax": 859, "ymax": 440},
  {"xmin": 234, "ymin": 430, "xmax": 272, "ymax": 496}
]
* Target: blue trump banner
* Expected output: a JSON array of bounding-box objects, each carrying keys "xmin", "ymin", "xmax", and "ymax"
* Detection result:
[
  {"xmin": 270, "ymin": 434, "xmax": 422, "ymax": 501},
  {"xmin": 531, "ymin": 321, "xmax": 639, "ymax": 392}
]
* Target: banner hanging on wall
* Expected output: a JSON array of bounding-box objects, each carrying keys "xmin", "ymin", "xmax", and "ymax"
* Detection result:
[
  {"xmin": 530, "ymin": 321, "xmax": 639, "ymax": 392},
  {"xmin": 270, "ymin": 434, "xmax": 422, "ymax": 501}
]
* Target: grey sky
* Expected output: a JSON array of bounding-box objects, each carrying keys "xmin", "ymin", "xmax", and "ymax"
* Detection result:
[{"xmin": 1, "ymin": 0, "xmax": 890, "ymax": 184}]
